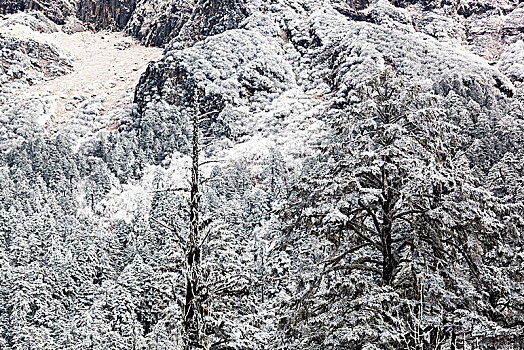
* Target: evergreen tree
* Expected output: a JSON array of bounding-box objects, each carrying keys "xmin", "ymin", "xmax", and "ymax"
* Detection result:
[{"xmin": 280, "ymin": 70, "xmax": 523, "ymax": 349}]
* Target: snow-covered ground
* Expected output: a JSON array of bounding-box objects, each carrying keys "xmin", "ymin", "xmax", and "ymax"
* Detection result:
[{"xmin": 0, "ymin": 13, "xmax": 162, "ymax": 132}]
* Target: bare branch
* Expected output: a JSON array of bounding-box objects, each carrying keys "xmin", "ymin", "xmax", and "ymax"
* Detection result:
[
  {"xmin": 322, "ymin": 242, "xmax": 371, "ymax": 266},
  {"xmin": 197, "ymin": 110, "xmax": 220, "ymax": 121},
  {"xmin": 199, "ymin": 159, "xmax": 225, "ymax": 166},
  {"xmin": 326, "ymin": 264, "xmax": 382, "ymax": 275},
  {"xmin": 392, "ymin": 209, "xmax": 425, "ymax": 220},
  {"xmin": 150, "ymin": 187, "xmax": 190, "ymax": 194},
  {"xmin": 358, "ymin": 199, "xmax": 382, "ymax": 235},
  {"xmin": 150, "ymin": 217, "xmax": 187, "ymax": 246}
]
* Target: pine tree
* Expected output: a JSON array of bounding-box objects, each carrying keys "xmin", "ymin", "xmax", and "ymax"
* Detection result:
[{"xmin": 280, "ymin": 70, "xmax": 524, "ymax": 349}]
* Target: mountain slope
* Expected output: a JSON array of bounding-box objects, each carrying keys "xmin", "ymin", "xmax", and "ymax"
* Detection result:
[{"xmin": 0, "ymin": 0, "xmax": 523, "ymax": 349}]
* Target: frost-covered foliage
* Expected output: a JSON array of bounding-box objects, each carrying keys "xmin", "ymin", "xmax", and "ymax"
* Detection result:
[
  {"xmin": 0, "ymin": 0, "xmax": 523, "ymax": 349},
  {"xmin": 0, "ymin": 35, "xmax": 72, "ymax": 150},
  {"xmin": 280, "ymin": 70, "xmax": 524, "ymax": 349},
  {"xmin": 134, "ymin": 24, "xmax": 295, "ymax": 163}
]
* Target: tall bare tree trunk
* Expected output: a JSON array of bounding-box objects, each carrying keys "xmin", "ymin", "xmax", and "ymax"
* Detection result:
[
  {"xmin": 184, "ymin": 107, "xmax": 203, "ymax": 349},
  {"xmin": 381, "ymin": 167, "xmax": 395, "ymax": 285}
]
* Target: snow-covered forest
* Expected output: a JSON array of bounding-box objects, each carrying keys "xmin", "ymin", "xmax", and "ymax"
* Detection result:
[{"xmin": 0, "ymin": 0, "xmax": 523, "ymax": 349}]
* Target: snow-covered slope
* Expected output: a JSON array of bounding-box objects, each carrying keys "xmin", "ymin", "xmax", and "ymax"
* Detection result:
[
  {"xmin": 0, "ymin": 12, "xmax": 162, "ymax": 150},
  {"xmin": 0, "ymin": 0, "xmax": 523, "ymax": 349}
]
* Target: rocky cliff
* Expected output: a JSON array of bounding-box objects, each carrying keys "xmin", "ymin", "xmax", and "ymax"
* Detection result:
[
  {"xmin": 124, "ymin": 0, "xmax": 192, "ymax": 46},
  {"xmin": 1, "ymin": 0, "xmax": 522, "ymax": 55},
  {"xmin": 0, "ymin": 35, "xmax": 71, "ymax": 86},
  {"xmin": 0, "ymin": 0, "xmax": 76, "ymax": 24},
  {"xmin": 77, "ymin": 0, "xmax": 137, "ymax": 30},
  {"xmin": 133, "ymin": 0, "xmax": 521, "ymax": 169}
]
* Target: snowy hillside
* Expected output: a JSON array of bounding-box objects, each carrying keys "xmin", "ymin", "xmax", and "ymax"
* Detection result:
[{"xmin": 0, "ymin": 0, "xmax": 523, "ymax": 349}]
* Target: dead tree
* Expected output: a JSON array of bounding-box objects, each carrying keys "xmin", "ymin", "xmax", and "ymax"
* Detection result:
[
  {"xmin": 152, "ymin": 102, "xmax": 220, "ymax": 348},
  {"xmin": 183, "ymin": 106, "xmax": 219, "ymax": 350}
]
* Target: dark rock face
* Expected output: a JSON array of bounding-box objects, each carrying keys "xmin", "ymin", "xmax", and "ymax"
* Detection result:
[
  {"xmin": 344, "ymin": 0, "xmax": 370, "ymax": 11},
  {"xmin": 0, "ymin": 0, "xmax": 76, "ymax": 24},
  {"xmin": 125, "ymin": 0, "xmax": 193, "ymax": 47},
  {"xmin": 139, "ymin": 0, "xmax": 248, "ymax": 47},
  {"xmin": 456, "ymin": 2, "xmax": 498, "ymax": 17},
  {"xmin": 0, "ymin": 0, "xmax": 26, "ymax": 14},
  {"xmin": 176, "ymin": 0, "xmax": 249, "ymax": 45},
  {"xmin": 390, "ymin": 0, "xmax": 445, "ymax": 9},
  {"xmin": 135, "ymin": 0, "xmax": 254, "ymax": 114},
  {"xmin": 0, "ymin": 0, "xmax": 138, "ymax": 30},
  {"xmin": 77, "ymin": 0, "xmax": 137, "ymax": 30},
  {"xmin": 391, "ymin": 0, "xmax": 519, "ymax": 13},
  {"xmin": 333, "ymin": 0, "xmax": 371, "ymax": 21},
  {"xmin": 0, "ymin": 0, "xmax": 249, "ymax": 47},
  {"xmin": 0, "ymin": 35, "xmax": 72, "ymax": 86},
  {"xmin": 76, "ymin": 0, "xmax": 191, "ymax": 45}
]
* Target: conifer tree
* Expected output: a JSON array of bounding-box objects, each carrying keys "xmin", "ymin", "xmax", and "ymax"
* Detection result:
[{"xmin": 280, "ymin": 70, "xmax": 523, "ymax": 349}]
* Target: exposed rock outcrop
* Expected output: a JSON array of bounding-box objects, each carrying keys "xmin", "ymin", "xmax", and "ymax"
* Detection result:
[
  {"xmin": 174, "ymin": 0, "xmax": 249, "ymax": 47},
  {"xmin": 0, "ymin": 0, "xmax": 76, "ymax": 24},
  {"xmin": 135, "ymin": 0, "xmax": 254, "ymax": 116},
  {"xmin": 0, "ymin": 35, "xmax": 71, "ymax": 87},
  {"xmin": 125, "ymin": 0, "xmax": 192, "ymax": 47},
  {"xmin": 0, "ymin": 10, "xmax": 58, "ymax": 33},
  {"xmin": 0, "ymin": 0, "xmax": 522, "ymax": 55},
  {"xmin": 386, "ymin": 0, "xmax": 524, "ymax": 60},
  {"xmin": 0, "ymin": 0, "xmax": 250, "ymax": 47},
  {"xmin": 77, "ymin": 0, "xmax": 136, "ymax": 30},
  {"xmin": 345, "ymin": 0, "xmax": 371, "ymax": 10}
]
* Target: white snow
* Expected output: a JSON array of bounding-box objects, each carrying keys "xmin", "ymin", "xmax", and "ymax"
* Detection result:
[{"xmin": 0, "ymin": 14, "xmax": 162, "ymax": 131}]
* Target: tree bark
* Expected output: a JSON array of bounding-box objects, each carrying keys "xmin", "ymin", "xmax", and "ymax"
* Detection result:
[
  {"xmin": 184, "ymin": 107, "xmax": 203, "ymax": 349},
  {"xmin": 380, "ymin": 168, "xmax": 395, "ymax": 285}
]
